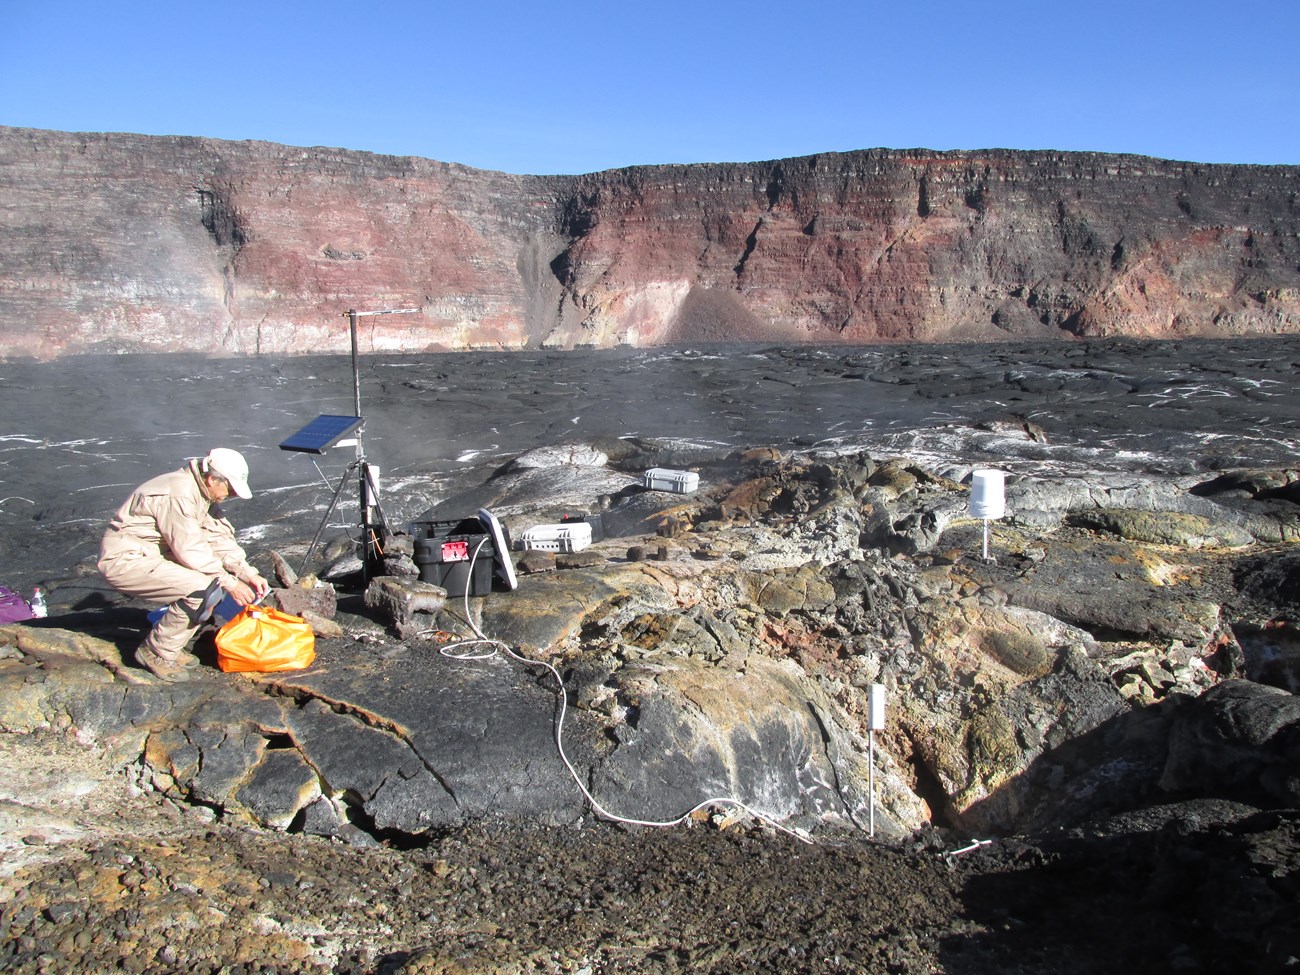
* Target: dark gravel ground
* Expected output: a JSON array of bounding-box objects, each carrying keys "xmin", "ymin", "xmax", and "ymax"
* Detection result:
[{"xmin": 1, "ymin": 743, "xmax": 1297, "ymax": 975}]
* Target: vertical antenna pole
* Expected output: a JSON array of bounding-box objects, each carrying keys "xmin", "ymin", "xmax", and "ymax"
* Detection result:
[
  {"xmin": 342, "ymin": 306, "xmax": 419, "ymax": 576},
  {"xmin": 348, "ymin": 309, "xmax": 362, "ymax": 461},
  {"xmin": 347, "ymin": 308, "xmax": 373, "ymax": 576}
]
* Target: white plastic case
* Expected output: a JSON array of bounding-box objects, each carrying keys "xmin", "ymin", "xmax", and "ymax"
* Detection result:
[
  {"xmin": 641, "ymin": 468, "xmax": 699, "ymax": 494},
  {"xmin": 517, "ymin": 522, "xmax": 594, "ymax": 553}
]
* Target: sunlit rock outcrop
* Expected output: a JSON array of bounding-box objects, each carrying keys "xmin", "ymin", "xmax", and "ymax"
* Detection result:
[{"xmin": 3, "ymin": 444, "xmax": 1297, "ymax": 842}]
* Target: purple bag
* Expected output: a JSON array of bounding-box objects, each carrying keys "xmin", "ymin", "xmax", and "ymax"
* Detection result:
[{"xmin": 0, "ymin": 586, "xmax": 34, "ymax": 624}]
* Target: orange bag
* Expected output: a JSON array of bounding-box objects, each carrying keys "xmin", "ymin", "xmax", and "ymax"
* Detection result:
[{"xmin": 215, "ymin": 606, "xmax": 316, "ymax": 673}]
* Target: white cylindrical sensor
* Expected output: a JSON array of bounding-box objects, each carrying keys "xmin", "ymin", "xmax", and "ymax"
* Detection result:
[
  {"xmin": 364, "ymin": 465, "xmax": 382, "ymax": 508},
  {"xmin": 969, "ymin": 468, "xmax": 1006, "ymax": 520},
  {"xmin": 869, "ymin": 683, "xmax": 887, "ymax": 731}
]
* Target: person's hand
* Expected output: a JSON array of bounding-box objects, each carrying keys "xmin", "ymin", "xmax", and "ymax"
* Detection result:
[
  {"xmin": 227, "ymin": 578, "xmax": 258, "ymax": 606},
  {"xmin": 247, "ymin": 572, "xmax": 271, "ymax": 599}
]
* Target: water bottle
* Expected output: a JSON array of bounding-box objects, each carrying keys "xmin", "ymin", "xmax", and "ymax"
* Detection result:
[{"xmin": 30, "ymin": 588, "xmax": 47, "ymax": 618}]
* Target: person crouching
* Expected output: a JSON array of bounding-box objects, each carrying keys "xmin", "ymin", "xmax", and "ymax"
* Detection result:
[{"xmin": 99, "ymin": 448, "xmax": 270, "ymax": 682}]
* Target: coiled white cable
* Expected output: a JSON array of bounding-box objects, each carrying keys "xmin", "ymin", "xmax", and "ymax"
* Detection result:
[{"xmin": 422, "ymin": 537, "xmax": 813, "ymax": 844}]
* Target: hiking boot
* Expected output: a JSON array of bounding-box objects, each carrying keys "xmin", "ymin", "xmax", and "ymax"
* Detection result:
[
  {"xmin": 136, "ymin": 644, "xmax": 195, "ymax": 683},
  {"xmin": 141, "ymin": 629, "xmax": 201, "ymax": 668}
]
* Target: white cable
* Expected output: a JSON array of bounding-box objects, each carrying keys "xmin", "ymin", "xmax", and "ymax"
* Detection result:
[
  {"xmin": 421, "ymin": 536, "xmax": 813, "ymax": 845},
  {"xmin": 944, "ymin": 838, "xmax": 993, "ymax": 857}
]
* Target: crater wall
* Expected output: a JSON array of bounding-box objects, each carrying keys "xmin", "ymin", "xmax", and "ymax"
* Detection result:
[{"xmin": 2, "ymin": 126, "xmax": 1298, "ymax": 356}]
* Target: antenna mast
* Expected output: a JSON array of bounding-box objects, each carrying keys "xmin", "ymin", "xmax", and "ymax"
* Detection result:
[{"xmin": 343, "ymin": 307, "xmax": 420, "ymax": 571}]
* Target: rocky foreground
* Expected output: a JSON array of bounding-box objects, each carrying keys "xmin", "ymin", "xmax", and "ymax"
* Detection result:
[{"xmin": 1, "ymin": 434, "xmax": 1298, "ymax": 973}]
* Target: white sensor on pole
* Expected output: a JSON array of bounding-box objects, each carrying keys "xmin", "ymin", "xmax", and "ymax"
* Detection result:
[
  {"xmin": 869, "ymin": 683, "xmax": 887, "ymax": 731},
  {"xmin": 968, "ymin": 468, "xmax": 1007, "ymax": 561}
]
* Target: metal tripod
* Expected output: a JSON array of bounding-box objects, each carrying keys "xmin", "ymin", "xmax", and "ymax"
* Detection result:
[{"xmin": 297, "ymin": 306, "xmax": 418, "ymax": 577}]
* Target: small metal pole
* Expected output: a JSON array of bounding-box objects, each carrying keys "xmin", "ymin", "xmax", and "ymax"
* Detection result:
[
  {"xmin": 982, "ymin": 518, "xmax": 990, "ymax": 561},
  {"xmin": 868, "ymin": 683, "xmax": 886, "ymax": 839},
  {"xmin": 869, "ymin": 729, "xmax": 875, "ymax": 838}
]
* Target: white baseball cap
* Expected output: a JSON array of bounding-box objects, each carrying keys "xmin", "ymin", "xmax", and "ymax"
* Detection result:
[{"xmin": 205, "ymin": 448, "xmax": 252, "ymax": 499}]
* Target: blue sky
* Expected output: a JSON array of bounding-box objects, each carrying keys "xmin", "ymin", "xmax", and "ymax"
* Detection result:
[{"xmin": 2, "ymin": 0, "xmax": 1296, "ymax": 175}]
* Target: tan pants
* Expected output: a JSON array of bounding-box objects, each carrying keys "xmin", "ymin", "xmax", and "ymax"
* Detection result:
[{"xmin": 99, "ymin": 551, "xmax": 220, "ymax": 660}]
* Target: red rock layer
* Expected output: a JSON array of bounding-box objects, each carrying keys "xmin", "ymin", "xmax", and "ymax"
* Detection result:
[{"xmin": 1, "ymin": 126, "xmax": 1297, "ymax": 356}]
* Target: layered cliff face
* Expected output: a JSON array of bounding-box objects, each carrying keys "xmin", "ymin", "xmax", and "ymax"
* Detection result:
[{"xmin": 1, "ymin": 125, "xmax": 1298, "ymax": 356}]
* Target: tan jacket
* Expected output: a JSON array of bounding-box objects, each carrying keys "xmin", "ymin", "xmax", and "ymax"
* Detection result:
[{"xmin": 99, "ymin": 460, "xmax": 255, "ymax": 591}]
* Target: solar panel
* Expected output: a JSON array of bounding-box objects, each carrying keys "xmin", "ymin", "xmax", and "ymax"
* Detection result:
[{"xmin": 279, "ymin": 415, "xmax": 364, "ymax": 454}]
